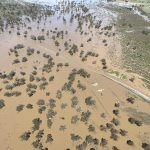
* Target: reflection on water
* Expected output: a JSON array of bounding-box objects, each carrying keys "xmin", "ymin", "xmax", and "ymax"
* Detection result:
[
  {"xmin": 22, "ymin": 0, "xmax": 116, "ymax": 26},
  {"xmin": 23, "ymin": 0, "xmax": 105, "ymax": 5}
]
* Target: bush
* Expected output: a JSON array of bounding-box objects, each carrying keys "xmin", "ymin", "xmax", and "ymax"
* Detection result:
[
  {"xmin": 120, "ymin": 129, "xmax": 127, "ymax": 136},
  {"xmin": 71, "ymin": 115, "xmax": 79, "ymax": 124},
  {"xmin": 27, "ymin": 47, "xmax": 35, "ymax": 56},
  {"xmin": 29, "ymin": 73, "xmax": 35, "ymax": 81},
  {"xmin": 14, "ymin": 44, "xmax": 24, "ymax": 49},
  {"xmin": 38, "ymin": 106, "xmax": 46, "ymax": 114},
  {"xmin": 46, "ymin": 134, "xmax": 53, "ymax": 143},
  {"xmin": 26, "ymin": 103, "xmax": 33, "ymax": 109},
  {"xmin": 16, "ymin": 104, "xmax": 24, "ymax": 112},
  {"xmin": 113, "ymin": 109, "xmax": 119, "ymax": 116},
  {"xmin": 13, "ymin": 59, "xmax": 20, "ymax": 64},
  {"xmin": 36, "ymin": 129, "xmax": 44, "ymax": 139},
  {"xmin": 142, "ymin": 143, "xmax": 150, "ymax": 150},
  {"xmin": 32, "ymin": 118, "xmax": 42, "ymax": 131},
  {"xmin": 20, "ymin": 131, "xmax": 31, "ymax": 141},
  {"xmin": 70, "ymin": 134, "xmax": 82, "ymax": 142},
  {"xmin": 37, "ymin": 35, "xmax": 45, "ymax": 41},
  {"xmin": 31, "ymin": 35, "xmax": 37, "ymax": 40},
  {"xmin": 49, "ymin": 76, "xmax": 54, "ymax": 82},
  {"xmin": 22, "ymin": 57, "xmax": 28, "ymax": 62},
  {"xmin": 100, "ymin": 138, "xmax": 108, "ymax": 147},
  {"xmin": 46, "ymin": 109, "xmax": 57, "ymax": 119},
  {"xmin": 111, "ymin": 118, "xmax": 120, "ymax": 126},
  {"xmin": 127, "ymin": 140, "xmax": 134, "ymax": 146},
  {"xmin": 47, "ymin": 119, "xmax": 53, "ymax": 129},
  {"xmin": 81, "ymin": 110, "xmax": 91, "ymax": 123},
  {"xmin": 112, "ymin": 146, "xmax": 119, "ymax": 150},
  {"xmin": 71, "ymin": 96, "xmax": 78, "ymax": 108},
  {"xmin": 135, "ymin": 120, "xmax": 142, "ymax": 126},
  {"xmin": 126, "ymin": 97, "xmax": 135, "ymax": 104},
  {"xmin": 106, "ymin": 123, "xmax": 113, "ymax": 129},
  {"xmin": 88, "ymin": 125, "xmax": 95, "ymax": 132},
  {"xmin": 37, "ymin": 99, "xmax": 45, "ymax": 106},
  {"xmin": 110, "ymin": 133, "xmax": 118, "ymax": 141},
  {"xmin": 49, "ymin": 99, "xmax": 56, "ymax": 109},
  {"xmin": 0, "ymin": 99, "xmax": 5, "ymax": 109},
  {"xmin": 85, "ymin": 96, "xmax": 96, "ymax": 106},
  {"xmin": 128, "ymin": 117, "xmax": 134, "ymax": 123}
]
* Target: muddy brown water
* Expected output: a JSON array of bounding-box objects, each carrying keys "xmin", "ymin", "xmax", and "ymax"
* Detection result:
[{"xmin": 0, "ymin": 1, "xmax": 150, "ymax": 150}]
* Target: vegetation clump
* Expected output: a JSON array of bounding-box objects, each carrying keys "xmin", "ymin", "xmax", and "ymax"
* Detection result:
[
  {"xmin": 32, "ymin": 118, "xmax": 42, "ymax": 132},
  {"xmin": 81, "ymin": 110, "xmax": 91, "ymax": 123},
  {"xmin": 85, "ymin": 96, "xmax": 96, "ymax": 106},
  {"xmin": 0, "ymin": 99, "xmax": 5, "ymax": 109},
  {"xmin": 14, "ymin": 44, "xmax": 24, "ymax": 50},
  {"xmin": 127, "ymin": 140, "xmax": 134, "ymax": 146},
  {"xmin": 37, "ymin": 35, "xmax": 45, "ymax": 41},
  {"xmin": 46, "ymin": 134, "xmax": 53, "ymax": 143},
  {"xmin": 20, "ymin": 131, "xmax": 31, "ymax": 141},
  {"xmin": 26, "ymin": 103, "xmax": 33, "ymax": 109},
  {"xmin": 16, "ymin": 104, "xmax": 24, "ymax": 112},
  {"xmin": 128, "ymin": 117, "xmax": 142, "ymax": 126},
  {"xmin": 70, "ymin": 134, "xmax": 82, "ymax": 142},
  {"xmin": 142, "ymin": 142, "xmax": 150, "ymax": 150},
  {"xmin": 126, "ymin": 97, "xmax": 135, "ymax": 104}
]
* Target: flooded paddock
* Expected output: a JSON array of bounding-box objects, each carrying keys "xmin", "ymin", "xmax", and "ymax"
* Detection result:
[{"xmin": 0, "ymin": 0, "xmax": 150, "ymax": 150}]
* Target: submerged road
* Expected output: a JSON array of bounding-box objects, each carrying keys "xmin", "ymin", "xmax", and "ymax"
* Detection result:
[{"xmin": 39, "ymin": 45, "xmax": 150, "ymax": 102}]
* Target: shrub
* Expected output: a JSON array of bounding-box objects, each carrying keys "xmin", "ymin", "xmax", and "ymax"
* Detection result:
[
  {"xmin": 49, "ymin": 76, "xmax": 54, "ymax": 82},
  {"xmin": 88, "ymin": 125, "xmax": 95, "ymax": 132},
  {"xmin": 128, "ymin": 117, "xmax": 135, "ymax": 124},
  {"xmin": 61, "ymin": 103, "xmax": 67, "ymax": 109},
  {"xmin": 22, "ymin": 57, "xmax": 28, "ymax": 62},
  {"xmin": 13, "ymin": 59, "xmax": 20, "ymax": 64},
  {"xmin": 110, "ymin": 133, "xmax": 118, "ymax": 141},
  {"xmin": 26, "ymin": 103, "xmax": 33, "ymax": 109},
  {"xmin": 14, "ymin": 44, "xmax": 24, "ymax": 49},
  {"xmin": 46, "ymin": 134, "xmax": 53, "ymax": 143},
  {"xmin": 71, "ymin": 115, "xmax": 79, "ymax": 124},
  {"xmin": 126, "ymin": 97, "xmax": 135, "ymax": 104},
  {"xmin": 70, "ymin": 134, "xmax": 82, "ymax": 142},
  {"xmin": 127, "ymin": 140, "xmax": 134, "ymax": 146},
  {"xmin": 27, "ymin": 47, "xmax": 35, "ymax": 56},
  {"xmin": 71, "ymin": 96, "xmax": 78, "ymax": 108},
  {"xmin": 31, "ymin": 35, "xmax": 37, "ymax": 40},
  {"xmin": 59, "ymin": 125, "xmax": 66, "ymax": 131},
  {"xmin": 20, "ymin": 131, "xmax": 31, "ymax": 141},
  {"xmin": 81, "ymin": 110, "xmax": 91, "ymax": 123},
  {"xmin": 111, "ymin": 118, "xmax": 120, "ymax": 126},
  {"xmin": 49, "ymin": 99, "xmax": 56, "ymax": 109},
  {"xmin": 142, "ymin": 143, "xmax": 150, "ymax": 150},
  {"xmin": 37, "ymin": 99, "xmax": 45, "ymax": 106},
  {"xmin": 46, "ymin": 109, "xmax": 57, "ymax": 119},
  {"xmin": 106, "ymin": 123, "xmax": 113, "ymax": 129},
  {"xmin": 47, "ymin": 119, "xmax": 53, "ymax": 129},
  {"xmin": 38, "ymin": 106, "xmax": 46, "ymax": 114},
  {"xmin": 120, "ymin": 129, "xmax": 127, "ymax": 136},
  {"xmin": 113, "ymin": 109, "xmax": 119, "ymax": 116},
  {"xmin": 112, "ymin": 146, "xmax": 119, "ymax": 150},
  {"xmin": 100, "ymin": 138, "xmax": 108, "ymax": 147},
  {"xmin": 36, "ymin": 129, "xmax": 44, "ymax": 139},
  {"xmin": 85, "ymin": 96, "xmax": 96, "ymax": 106},
  {"xmin": 135, "ymin": 120, "xmax": 142, "ymax": 126},
  {"xmin": 16, "ymin": 104, "xmax": 24, "ymax": 112},
  {"xmin": 37, "ymin": 35, "xmax": 45, "ymax": 41},
  {"xmin": 0, "ymin": 99, "xmax": 5, "ymax": 109},
  {"xmin": 32, "ymin": 118, "xmax": 42, "ymax": 131}
]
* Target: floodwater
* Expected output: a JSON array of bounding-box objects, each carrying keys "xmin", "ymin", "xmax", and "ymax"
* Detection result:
[{"xmin": 0, "ymin": 0, "xmax": 150, "ymax": 150}]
